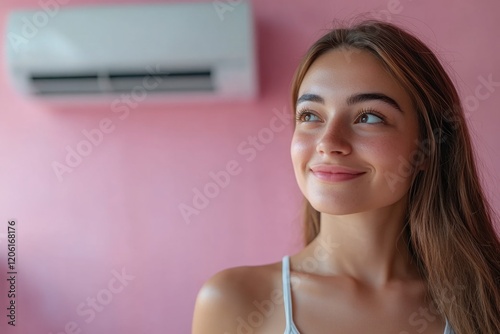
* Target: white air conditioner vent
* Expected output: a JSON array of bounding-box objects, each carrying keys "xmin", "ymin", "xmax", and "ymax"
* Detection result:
[{"xmin": 5, "ymin": 2, "xmax": 257, "ymax": 100}]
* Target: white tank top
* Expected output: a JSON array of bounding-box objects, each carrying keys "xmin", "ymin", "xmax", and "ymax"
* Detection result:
[{"xmin": 282, "ymin": 255, "xmax": 456, "ymax": 334}]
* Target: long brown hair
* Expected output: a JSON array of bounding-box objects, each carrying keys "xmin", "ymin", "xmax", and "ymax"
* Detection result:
[{"xmin": 290, "ymin": 20, "xmax": 500, "ymax": 333}]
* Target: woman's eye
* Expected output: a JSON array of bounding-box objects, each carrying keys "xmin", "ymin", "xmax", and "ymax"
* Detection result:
[
  {"xmin": 357, "ymin": 111, "xmax": 384, "ymax": 124},
  {"xmin": 296, "ymin": 111, "xmax": 320, "ymax": 122}
]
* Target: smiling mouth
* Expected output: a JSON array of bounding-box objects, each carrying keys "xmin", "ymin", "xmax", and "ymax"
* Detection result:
[
  {"xmin": 309, "ymin": 165, "xmax": 366, "ymax": 182},
  {"xmin": 311, "ymin": 171, "xmax": 365, "ymax": 182}
]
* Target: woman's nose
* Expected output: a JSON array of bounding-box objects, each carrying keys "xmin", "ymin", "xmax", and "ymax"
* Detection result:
[{"xmin": 316, "ymin": 118, "xmax": 352, "ymax": 156}]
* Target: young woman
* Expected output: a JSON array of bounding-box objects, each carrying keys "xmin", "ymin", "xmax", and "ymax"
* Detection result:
[{"xmin": 192, "ymin": 20, "xmax": 500, "ymax": 334}]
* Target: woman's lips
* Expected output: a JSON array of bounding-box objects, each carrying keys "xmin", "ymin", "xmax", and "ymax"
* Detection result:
[{"xmin": 310, "ymin": 164, "xmax": 366, "ymax": 182}]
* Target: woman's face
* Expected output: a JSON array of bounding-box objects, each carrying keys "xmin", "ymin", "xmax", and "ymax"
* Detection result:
[{"xmin": 291, "ymin": 48, "xmax": 421, "ymax": 215}]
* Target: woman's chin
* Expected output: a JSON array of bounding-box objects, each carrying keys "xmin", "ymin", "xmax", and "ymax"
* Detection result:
[{"xmin": 309, "ymin": 202, "xmax": 368, "ymax": 216}]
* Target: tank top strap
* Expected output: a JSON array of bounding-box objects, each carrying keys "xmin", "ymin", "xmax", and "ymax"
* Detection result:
[
  {"xmin": 444, "ymin": 318, "xmax": 455, "ymax": 334},
  {"xmin": 282, "ymin": 255, "xmax": 301, "ymax": 334}
]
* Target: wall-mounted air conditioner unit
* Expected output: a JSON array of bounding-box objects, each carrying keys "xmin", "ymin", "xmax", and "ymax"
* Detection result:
[{"xmin": 4, "ymin": 2, "xmax": 257, "ymax": 101}]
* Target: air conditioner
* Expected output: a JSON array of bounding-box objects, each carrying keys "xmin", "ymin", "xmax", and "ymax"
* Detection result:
[{"xmin": 4, "ymin": 2, "xmax": 257, "ymax": 101}]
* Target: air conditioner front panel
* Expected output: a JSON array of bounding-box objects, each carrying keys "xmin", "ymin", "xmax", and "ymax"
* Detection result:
[{"xmin": 5, "ymin": 2, "xmax": 257, "ymax": 99}]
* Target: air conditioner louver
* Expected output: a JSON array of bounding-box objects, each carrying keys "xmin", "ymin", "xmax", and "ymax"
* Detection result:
[{"xmin": 30, "ymin": 70, "xmax": 214, "ymax": 95}]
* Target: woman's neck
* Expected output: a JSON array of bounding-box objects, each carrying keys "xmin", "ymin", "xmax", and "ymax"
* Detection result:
[{"xmin": 300, "ymin": 198, "xmax": 421, "ymax": 288}]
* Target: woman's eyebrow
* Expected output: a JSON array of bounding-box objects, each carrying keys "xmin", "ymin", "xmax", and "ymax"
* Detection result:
[
  {"xmin": 346, "ymin": 92, "xmax": 403, "ymax": 112},
  {"xmin": 296, "ymin": 92, "xmax": 403, "ymax": 112},
  {"xmin": 296, "ymin": 93, "xmax": 325, "ymax": 105}
]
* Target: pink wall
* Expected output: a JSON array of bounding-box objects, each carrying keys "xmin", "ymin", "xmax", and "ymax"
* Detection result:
[{"xmin": 0, "ymin": 0, "xmax": 499, "ymax": 333}]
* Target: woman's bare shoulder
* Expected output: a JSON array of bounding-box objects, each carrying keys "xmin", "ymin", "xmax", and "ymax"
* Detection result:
[{"xmin": 192, "ymin": 260, "xmax": 282, "ymax": 334}]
